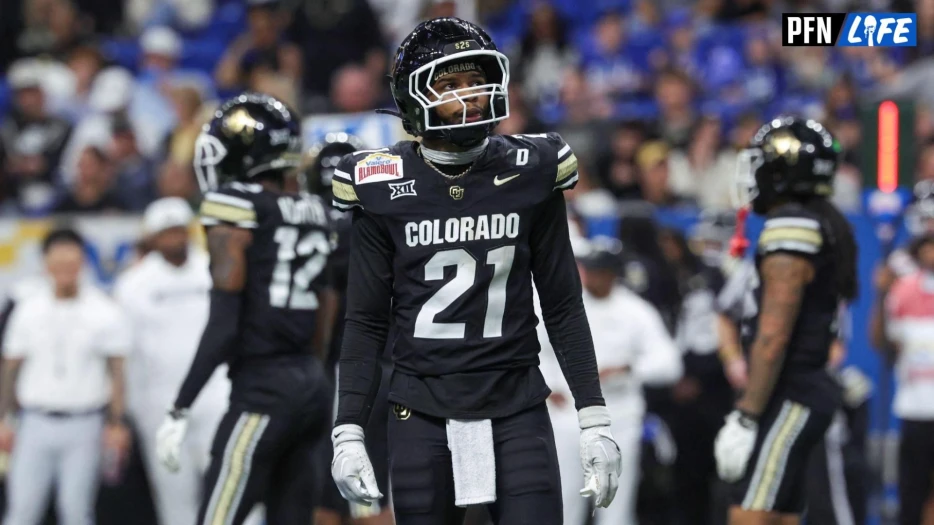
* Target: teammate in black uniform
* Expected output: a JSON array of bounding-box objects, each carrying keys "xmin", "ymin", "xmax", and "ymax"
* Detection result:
[
  {"xmin": 328, "ymin": 18, "xmax": 621, "ymax": 525},
  {"xmin": 714, "ymin": 116, "xmax": 858, "ymax": 524},
  {"xmin": 154, "ymin": 93, "xmax": 333, "ymax": 525},
  {"xmin": 304, "ymin": 135, "xmax": 395, "ymax": 525}
]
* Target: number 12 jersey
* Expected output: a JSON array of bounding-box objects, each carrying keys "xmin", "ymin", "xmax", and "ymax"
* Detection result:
[
  {"xmin": 333, "ymin": 133, "xmax": 604, "ymax": 425},
  {"xmin": 199, "ymin": 182, "xmax": 333, "ymax": 360}
]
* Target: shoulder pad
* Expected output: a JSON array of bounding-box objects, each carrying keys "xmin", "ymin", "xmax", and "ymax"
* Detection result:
[
  {"xmin": 503, "ymin": 133, "xmax": 578, "ymax": 192},
  {"xmin": 758, "ymin": 203, "xmax": 823, "ymax": 256},
  {"xmin": 200, "ymin": 183, "xmax": 262, "ymax": 229},
  {"xmin": 330, "ymin": 147, "xmax": 404, "ymax": 211}
]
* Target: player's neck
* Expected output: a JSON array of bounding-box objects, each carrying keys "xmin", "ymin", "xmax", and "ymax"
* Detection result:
[
  {"xmin": 258, "ymin": 179, "xmax": 284, "ymax": 194},
  {"xmin": 420, "ymin": 137, "xmax": 489, "ymax": 165},
  {"xmin": 162, "ymin": 251, "xmax": 187, "ymax": 267}
]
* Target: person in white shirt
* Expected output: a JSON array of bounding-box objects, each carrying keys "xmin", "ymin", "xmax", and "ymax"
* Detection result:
[
  {"xmin": 878, "ymin": 233, "xmax": 934, "ymax": 525},
  {"xmin": 113, "ymin": 197, "xmax": 233, "ymax": 525},
  {"xmin": 0, "ymin": 228, "xmax": 131, "ymax": 525},
  {"xmin": 539, "ymin": 237, "xmax": 683, "ymax": 525}
]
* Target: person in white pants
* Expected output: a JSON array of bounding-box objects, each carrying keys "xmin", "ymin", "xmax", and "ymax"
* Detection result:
[
  {"xmin": 539, "ymin": 237, "xmax": 683, "ymax": 525},
  {"xmin": 0, "ymin": 228, "xmax": 132, "ymax": 525},
  {"xmin": 113, "ymin": 198, "xmax": 233, "ymax": 525}
]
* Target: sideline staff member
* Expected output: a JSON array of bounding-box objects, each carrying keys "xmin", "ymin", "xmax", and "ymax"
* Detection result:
[{"xmin": 0, "ymin": 228, "xmax": 131, "ymax": 525}]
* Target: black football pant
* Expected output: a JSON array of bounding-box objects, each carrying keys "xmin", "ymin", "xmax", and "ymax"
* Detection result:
[
  {"xmin": 804, "ymin": 411, "xmax": 868, "ymax": 525},
  {"xmin": 899, "ymin": 419, "xmax": 934, "ymax": 525},
  {"xmin": 197, "ymin": 357, "xmax": 331, "ymax": 525},
  {"xmin": 388, "ymin": 402, "xmax": 562, "ymax": 525}
]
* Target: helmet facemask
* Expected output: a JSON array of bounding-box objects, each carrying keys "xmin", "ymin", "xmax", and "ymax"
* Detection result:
[
  {"xmin": 194, "ymin": 131, "xmax": 229, "ymax": 193},
  {"xmin": 407, "ymin": 50, "xmax": 510, "ymax": 146}
]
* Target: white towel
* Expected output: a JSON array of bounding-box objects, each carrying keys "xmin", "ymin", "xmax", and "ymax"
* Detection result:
[{"xmin": 446, "ymin": 418, "xmax": 496, "ymax": 506}]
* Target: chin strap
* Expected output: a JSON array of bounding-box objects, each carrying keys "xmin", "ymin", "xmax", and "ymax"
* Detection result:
[
  {"xmin": 375, "ymin": 108, "xmax": 404, "ymax": 118},
  {"xmin": 729, "ymin": 207, "xmax": 751, "ymax": 258}
]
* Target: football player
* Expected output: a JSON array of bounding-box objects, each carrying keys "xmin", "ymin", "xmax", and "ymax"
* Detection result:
[
  {"xmin": 328, "ymin": 17, "xmax": 621, "ymax": 525},
  {"xmin": 304, "ymin": 135, "xmax": 395, "ymax": 525},
  {"xmin": 714, "ymin": 116, "xmax": 859, "ymax": 524},
  {"xmin": 154, "ymin": 93, "xmax": 334, "ymax": 525}
]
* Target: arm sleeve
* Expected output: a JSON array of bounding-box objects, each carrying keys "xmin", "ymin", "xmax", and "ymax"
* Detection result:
[
  {"xmin": 174, "ymin": 289, "xmax": 242, "ymax": 409},
  {"xmin": 530, "ymin": 193, "xmax": 604, "ymax": 410},
  {"xmin": 632, "ymin": 302, "xmax": 684, "ymax": 386},
  {"xmin": 200, "ymin": 190, "xmax": 259, "ymax": 229},
  {"xmin": 335, "ymin": 210, "xmax": 394, "ymax": 427}
]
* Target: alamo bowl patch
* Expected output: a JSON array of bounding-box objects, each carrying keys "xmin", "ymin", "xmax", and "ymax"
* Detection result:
[{"xmin": 355, "ymin": 153, "xmax": 404, "ymax": 185}]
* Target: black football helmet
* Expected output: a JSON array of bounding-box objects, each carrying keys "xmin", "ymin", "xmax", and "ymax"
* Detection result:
[
  {"xmin": 301, "ymin": 132, "xmax": 366, "ymax": 197},
  {"xmin": 193, "ymin": 92, "xmax": 302, "ymax": 192},
  {"xmin": 389, "ymin": 17, "xmax": 509, "ymax": 148},
  {"xmin": 734, "ymin": 116, "xmax": 840, "ymax": 214},
  {"xmin": 690, "ymin": 210, "xmax": 737, "ymax": 266}
]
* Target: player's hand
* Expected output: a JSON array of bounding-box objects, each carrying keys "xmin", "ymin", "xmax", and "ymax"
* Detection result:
[
  {"xmin": 577, "ymin": 406, "xmax": 622, "ymax": 508},
  {"xmin": 874, "ymin": 264, "xmax": 896, "ymax": 293},
  {"xmin": 103, "ymin": 421, "xmax": 132, "ymax": 460},
  {"xmin": 156, "ymin": 408, "xmax": 189, "ymax": 473},
  {"xmin": 331, "ymin": 424, "xmax": 383, "ymax": 505},
  {"xmin": 714, "ymin": 410, "xmax": 758, "ymax": 482}
]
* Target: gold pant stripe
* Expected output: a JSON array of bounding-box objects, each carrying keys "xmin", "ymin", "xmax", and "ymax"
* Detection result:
[
  {"xmin": 743, "ymin": 402, "xmax": 810, "ymax": 511},
  {"xmin": 203, "ymin": 413, "xmax": 269, "ymax": 525}
]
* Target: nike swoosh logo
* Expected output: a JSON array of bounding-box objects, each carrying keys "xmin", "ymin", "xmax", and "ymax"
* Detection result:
[{"xmin": 494, "ymin": 174, "xmax": 521, "ymax": 186}]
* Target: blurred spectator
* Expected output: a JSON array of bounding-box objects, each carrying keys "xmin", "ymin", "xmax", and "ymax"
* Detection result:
[
  {"xmin": 659, "ymin": 226, "xmax": 732, "ymax": 525},
  {"xmin": 156, "ymin": 160, "xmax": 198, "ymax": 204},
  {"xmin": 115, "ymin": 198, "xmax": 228, "ymax": 525},
  {"xmin": 53, "ymin": 146, "xmax": 128, "ymax": 214},
  {"xmin": 784, "ymin": 47, "xmax": 836, "ymax": 93},
  {"xmin": 832, "ymin": 153, "xmax": 863, "ymax": 214},
  {"xmin": 125, "ymin": 0, "xmax": 213, "ymax": 32},
  {"xmin": 214, "ymin": 0, "xmax": 302, "ymax": 94},
  {"xmin": 59, "ymin": 67, "xmax": 136, "ymax": 184},
  {"xmin": 110, "ymin": 117, "xmax": 157, "ymax": 211},
  {"xmin": 824, "ymin": 75, "xmax": 857, "ymax": 122},
  {"xmin": 18, "ymin": 0, "xmax": 92, "ymax": 60},
  {"xmin": 667, "ymin": 116, "xmax": 735, "ymax": 210},
  {"xmin": 594, "ymin": 121, "xmax": 647, "ymax": 199},
  {"xmin": 658, "ymin": 9, "xmax": 700, "ymax": 79},
  {"xmin": 161, "ymin": 84, "xmax": 204, "ymax": 167},
  {"xmin": 877, "ymin": 234, "xmax": 934, "ymax": 525},
  {"xmin": 0, "ymin": 0, "xmax": 24, "ymax": 71},
  {"xmin": 329, "ymin": 65, "xmax": 380, "ymax": 114},
  {"xmin": 0, "ymin": 228, "xmax": 131, "ymax": 525},
  {"xmin": 579, "ymin": 10, "xmax": 650, "ymax": 104},
  {"xmin": 554, "ymin": 68, "xmax": 611, "ymax": 168},
  {"xmin": 62, "ymin": 44, "xmax": 106, "ymax": 121},
  {"xmin": 918, "ymin": 140, "xmax": 934, "ymax": 182},
  {"xmin": 129, "ymin": 27, "xmax": 212, "ymax": 158},
  {"xmin": 286, "ymin": 0, "xmax": 386, "ymax": 112},
  {"xmin": 742, "ymin": 32, "xmax": 784, "ymax": 107},
  {"xmin": 514, "ymin": 3, "xmax": 576, "ymax": 111},
  {"xmin": 633, "ymin": 140, "xmax": 695, "ymax": 207},
  {"xmin": 917, "ymin": 104, "xmax": 934, "ymax": 145},
  {"xmin": 0, "ymin": 61, "xmax": 73, "ymax": 214},
  {"xmin": 654, "ymin": 69, "xmax": 697, "ymax": 149},
  {"xmin": 540, "ymin": 237, "xmax": 682, "ymax": 525}
]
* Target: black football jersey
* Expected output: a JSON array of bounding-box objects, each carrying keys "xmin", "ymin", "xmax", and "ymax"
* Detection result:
[
  {"xmin": 333, "ymin": 133, "xmax": 595, "ymax": 419},
  {"xmin": 741, "ymin": 202, "xmax": 842, "ymax": 412},
  {"xmin": 200, "ymin": 182, "xmax": 333, "ymax": 360}
]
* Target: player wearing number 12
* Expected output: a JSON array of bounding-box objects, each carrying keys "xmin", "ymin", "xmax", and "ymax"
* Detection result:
[
  {"xmin": 329, "ymin": 17, "xmax": 622, "ymax": 525},
  {"xmin": 155, "ymin": 93, "xmax": 334, "ymax": 525}
]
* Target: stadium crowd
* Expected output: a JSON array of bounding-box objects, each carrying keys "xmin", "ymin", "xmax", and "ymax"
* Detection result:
[{"xmin": 0, "ymin": 0, "xmax": 932, "ymax": 523}]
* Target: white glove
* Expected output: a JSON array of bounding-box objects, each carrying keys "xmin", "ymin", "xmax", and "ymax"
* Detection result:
[
  {"xmin": 156, "ymin": 409, "xmax": 189, "ymax": 473},
  {"xmin": 578, "ymin": 406, "xmax": 622, "ymax": 508},
  {"xmin": 331, "ymin": 424, "xmax": 383, "ymax": 505},
  {"xmin": 714, "ymin": 410, "xmax": 758, "ymax": 482}
]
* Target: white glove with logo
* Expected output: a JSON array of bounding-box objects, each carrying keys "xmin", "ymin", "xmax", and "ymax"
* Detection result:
[
  {"xmin": 578, "ymin": 406, "xmax": 622, "ymax": 508},
  {"xmin": 156, "ymin": 408, "xmax": 189, "ymax": 473},
  {"xmin": 714, "ymin": 410, "xmax": 758, "ymax": 482},
  {"xmin": 331, "ymin": 424, "xmax": 383, "ymax": 505}
]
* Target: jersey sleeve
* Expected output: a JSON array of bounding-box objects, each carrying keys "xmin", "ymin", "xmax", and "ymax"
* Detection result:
[
  {"xmin": 757, "ymin": 204, "xmax": 823, "ymax": 259},
  {"xmin": 331, "ymin": 153, "xmax": 364, "ymax": 211},
  {"xmin": 544, "ymin": 132, "xmax": 579, "ymax": 192},
  {"xmin": 199, "ymin": 186, "xmax": 260, "ymax": 229}
]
